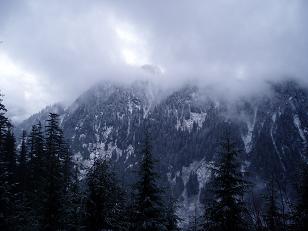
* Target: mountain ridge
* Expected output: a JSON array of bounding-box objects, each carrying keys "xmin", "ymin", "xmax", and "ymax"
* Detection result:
[{"xmin": 15, "ymin": 79, "xmax": 308, "ymax": 225}]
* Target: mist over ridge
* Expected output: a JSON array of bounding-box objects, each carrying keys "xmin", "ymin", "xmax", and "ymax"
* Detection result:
[{"xmin": 1, "ymin": 0, "xmax": 308, "ymax": 121}]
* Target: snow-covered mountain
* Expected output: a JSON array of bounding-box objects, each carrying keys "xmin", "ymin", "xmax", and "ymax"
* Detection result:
[{"xmin": 16, "ymin": 80, "xmax": 308, "ymax": 225}]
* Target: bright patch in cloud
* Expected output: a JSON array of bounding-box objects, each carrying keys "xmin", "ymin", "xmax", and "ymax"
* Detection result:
[
  {"xmin": 114, "ymin": 22, "xmax": 149, "ymax": 66},
  {"xmin": 122, "ymin": 48, "xmax": 138, "ymax": 65}
]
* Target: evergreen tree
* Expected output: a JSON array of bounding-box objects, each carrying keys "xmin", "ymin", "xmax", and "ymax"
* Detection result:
[
  {"xmin": 3, "ymin": 125, "xmax": 17, "ymax": 187},
  {"xmin": 0, "ymin": 96, "xmax": 15, "ymax": 230},
  {"xmin": 21, "ymin": 115, "xmax": 73, "ymax": 230},
  {"xmin": 61, "ymin": 164, "xmax": 84, "ymax": 231},
  {"xmin": 164, "ymin": 196, "xmax": 180, "ymax": 231},
  {"xmin": 292, "ymin": 162, "xmax": 308, "ymax": 230},
  {"xmin": 17, "ymin": 130, "xmax": 28, "ymax": 193},
  {"xmin": 1, "ymin": 125, "xmax": 18, "ymax": 230},
  {"xmin": 84, "ymin": 158, "xmax": 125, "ymax": 231},
  {"xmin": 42, "ymin": 113, "xmax": 66, "ymax": 230},
  {"xmin": 15, "ymin": 130, "xmax": 33, "ymax": 231},
  {"xmin": 62, "ymin": 140, "xmax": 72, "ymax": 192},
  {"xmin": 58, "ymin": 131, "xmax": 76, "ymax": 230},
  {"xmin": 203, "ymin": 135, "xmax": 249, "ymax": 231},
  {"xmin": 0, "ymin": 98, "xmax": 78, "ymax": 230},
  {"xmin": 248, "ymin": 192, "xmax": 265, "ymax": 231},
  {"xmin": 0, "ymin": 94, "xmax": 8, "ymax": 150},
  {"xmin": 263, "ymin": 174, "xmax": 282, "ymax": 231},
  {"xmin": 134, "ymin": 132, "xmax": 167, "ymax": 231},
  {"xmin": 0, "ymin": 95, "xmax": 30, "ymax": 230},
  {"xmin": 27, "ymin": 122, "xmax": 46, "ymax": 229},
  {"xmin": 126, "ymin": 191, "xmax": 139, "ymax": 230}
]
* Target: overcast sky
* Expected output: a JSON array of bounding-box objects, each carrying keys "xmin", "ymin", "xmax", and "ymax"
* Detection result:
[{"xmin": 0, "ymin": 0, "xmax": 308, "ymax": 122}]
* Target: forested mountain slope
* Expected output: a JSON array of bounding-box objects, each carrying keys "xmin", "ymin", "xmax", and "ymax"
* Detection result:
[{"xmin": 16, "ymin": 80, "xmax": 308, "ymax": 224}]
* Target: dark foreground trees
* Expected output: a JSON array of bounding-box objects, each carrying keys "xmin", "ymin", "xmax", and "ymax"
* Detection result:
[
  {"xmin": 203, "ymin": 135, "xmax": 250, "ymax": 231},
  {"xmin": 84, "ymin": 159, "xmax": 126, "ymax": 230},
  {"xmin": 292, "ymin": 162, "xmax": 308, "ymax": 231},
  {"xmin": 202, "ymin": 133, "xmax": 308, "ymax": 231},
  {"xmin": 0, "ymin": 96, "xmax": 179, "ymax": 230},
  {"xmin": 0, "ymin": 99, "xmax": 73, "ymax": 230},
  {"xmin": 1, "ymin": 94, "xmax": 307, "ymax": 230},
  {"xmin": 133, "ymin": 133, "xmax": 168, "ymax": 230},
  {"xmin": 0, "ymin": 96, "xmax": 17, "ymax": 230}
]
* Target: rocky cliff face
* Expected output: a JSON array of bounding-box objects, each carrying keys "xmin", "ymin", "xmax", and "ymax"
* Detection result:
[{"xmin": 16, "ymin": 80, "xmax": 308, "ymax": 224}]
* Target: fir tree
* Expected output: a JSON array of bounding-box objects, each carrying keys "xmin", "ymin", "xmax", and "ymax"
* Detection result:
[
  {"xmin": 292, "ymin": 162, "xmax": 308, "ymax": 230},
  {"xmin": 58, "ymin": 131, "xmax": 76, "ymax": 229},
  {"xmin": 28, "ymin": 122, "xmax": 46, "ymax": 195},
  {"xmin": 1, "ymin": 125, "xmax": 18, "ymax": 230},
  {"xmin": 42, "ymin": 113, "xmax": 66, "ymax": 230},
  {"xmin": 0, "ymin": 96, "xmax": 15, "ymax": 230},
  {"xmin": 61, "ymin": 164, "xmax": 84, "ymax": 231},
  {"xmin": 84, "ymin": 158, "xmax": 125, "ymax": 231},
  {"xmin": 263, "ymin": 174, "xmax": 282, "ymax": 231},
  {"xmin": 3, "ymin": 125, "xmax": 17, "ymax": 186},
  {"xmin": 62, "ymin": 140, "xmax": 72, "ymax": 192},
  {"xmin": 15, "ymin": 130, "xmax": 33, "ymax": 231},
  {"xmin": 134, "ymin": 132, "xmax": 167, "ymax": 231},
  {"xmin": 0, "ymin": 94, "xmax": 8, "ymax": 149},
  {"xmin": 27, "ymin": 122, "xmax": 46, "ymax": 229},
  {"xmin": 203, "ymin": 135, "xmax": 249, "ymax": 231},
  {"xmin": 17, "ymin": 130, "xmax": 28, "ymax": 193},
  {"xmin": 164, "ymin": 196, "xmax": 180, "ymax": 231}
]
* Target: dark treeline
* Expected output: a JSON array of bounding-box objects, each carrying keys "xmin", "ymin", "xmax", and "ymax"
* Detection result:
[
  {"xmin": 0, "ymin": 95, "xmax": 307, "ymax": 231},
  {"xmin": 189, "ymin": 136, "xmax": 308, "ymax": 231},
  {"xmin": 0, "ymin": 96, "xmax": 179, "ymax": 231}
]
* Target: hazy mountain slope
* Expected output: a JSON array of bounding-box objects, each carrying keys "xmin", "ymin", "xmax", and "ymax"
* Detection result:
[{"xmin": 16, "ymin": 80, "xmax": 308, "ymax": 225}]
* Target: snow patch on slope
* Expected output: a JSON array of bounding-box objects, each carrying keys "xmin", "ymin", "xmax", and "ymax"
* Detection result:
[
  {"xmin": 177, "ymin": 160, "xmax": 212, "ymax": 227},
  {"xmin": 176, "ymin": 112, "xmax": 207, "ymax": 132},
  {"xmin": 102, "ymin": 126, "xmax": 113, "ymax": 140},
  {"xmin": 125, "ymin": 145, "xmax": 134, "ymax": 162},
  {"xmin": 293, "ymin": 114, "xmax": 307, "ymax": 144},
  {"xmin": 241, "ymin": 108, "xmax": 257, "ymax": 153},
  {"xmin": 271, "ymin": 113, "xmax": 286, "ymax": 171}
]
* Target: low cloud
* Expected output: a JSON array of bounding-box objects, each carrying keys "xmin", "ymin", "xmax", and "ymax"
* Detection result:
[{"xmin": 0, "ymin": 0, "xmax": 307, "ymax": 121}]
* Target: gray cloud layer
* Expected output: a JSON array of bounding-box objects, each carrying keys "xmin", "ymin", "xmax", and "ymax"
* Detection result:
[{"xmin": 0, "ymin": 0, "xmax": 307, "ymax": 121}]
